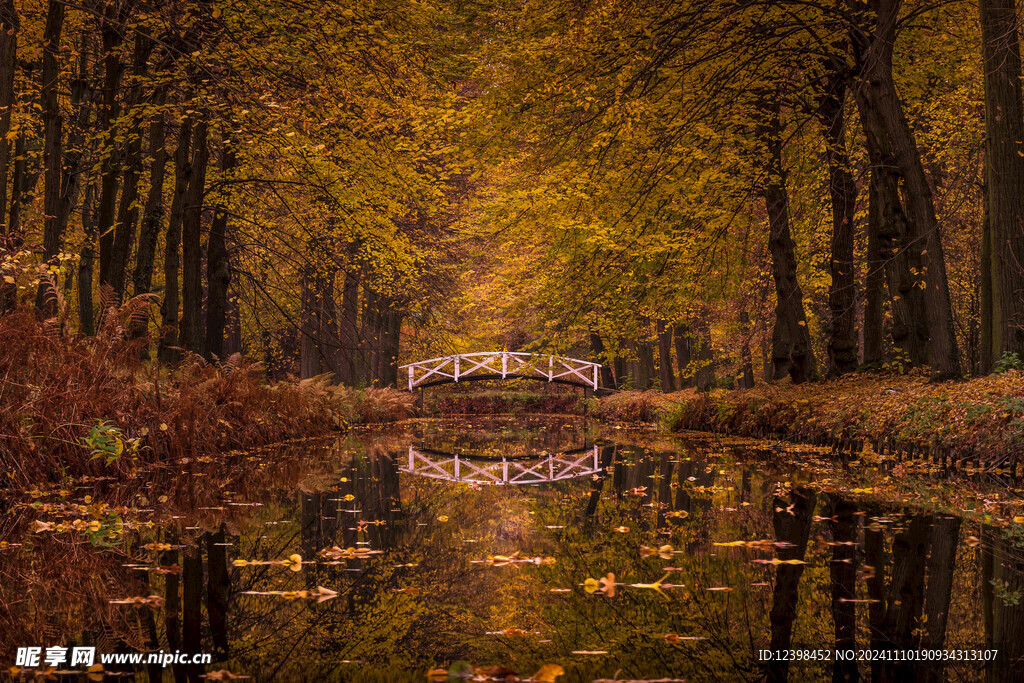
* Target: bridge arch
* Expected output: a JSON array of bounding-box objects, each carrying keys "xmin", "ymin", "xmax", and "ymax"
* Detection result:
[{"xmin": 399, "ymin": 352, "xmax": 602, "ymax": 391}]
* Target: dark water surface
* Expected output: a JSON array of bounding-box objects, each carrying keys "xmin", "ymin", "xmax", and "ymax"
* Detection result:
[{"xmin": 2, "ymin": 416, "xmax": 1023, "ymax": 682}]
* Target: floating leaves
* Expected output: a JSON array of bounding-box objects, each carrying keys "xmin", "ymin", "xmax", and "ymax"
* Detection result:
[
  {"xmin": 109, "ymin": 595, "xmax": 165, "ymax": 607},
  {"xmin": 232, "ymin": 553, "xmax": 303, "ymax": 571},
  {"xmin": 640, "ymin": 544, "xmax": 678, "ymax": 559},
  {"xmin": 240, "ymin": 586, "xmax": 338, "ymax": 603},
  {"xmin": 319, "ymin": 546, "xmax": 383, "ymax": 561},
  {"xmin": 472, "ymin": 552, "xmax": 556, "ymax": 567}
]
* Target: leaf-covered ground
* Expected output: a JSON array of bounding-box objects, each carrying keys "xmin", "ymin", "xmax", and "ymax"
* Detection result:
[{"xmin": 598, "ymin": 370, "xmax": 1024, "ymax": 471}]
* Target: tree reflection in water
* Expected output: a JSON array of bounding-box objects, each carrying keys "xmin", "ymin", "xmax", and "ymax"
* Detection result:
[{"xmin": 0, "ymin": 416, "xmax": 1020, "ymax": 682}]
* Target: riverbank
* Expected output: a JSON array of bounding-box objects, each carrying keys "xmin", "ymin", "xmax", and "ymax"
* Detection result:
[
  {"xmin": 597, "ymin": 370, "xmax": 1024, "ymax": 473},
  {"xmin": 0, "ymin": 311, "xmax": 414, "ymax": 485}
]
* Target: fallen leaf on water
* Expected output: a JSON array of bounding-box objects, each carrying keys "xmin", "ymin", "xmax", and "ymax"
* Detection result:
[{"xmin": 533, "ymin": 663, "xmax": 565, "ymax": 682}]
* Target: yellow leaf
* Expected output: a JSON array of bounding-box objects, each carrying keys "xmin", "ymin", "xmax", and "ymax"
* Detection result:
[{"xmin": 533, "ymin": 664, "xmax": 565, "ymax": 682}]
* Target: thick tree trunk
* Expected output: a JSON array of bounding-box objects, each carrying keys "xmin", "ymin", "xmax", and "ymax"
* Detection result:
[
  {"xmin": 853, "ymin": 0, "xmax": 960, "ymax": 378},
  {"xmin": 656, "ymin": 319, "xmax": 676, "ymax": 392},
  {"xmin": 818, "ymin": 75, "xmax": 859, "ymax": 376},
  {"xmin": 78, "ymin": 185, "xmax": 98, "ymax": 336},
  {"xmin": 636, "ymin": 337, "xmax": 655, "ymax": 390},
  {"xmin": 981, "ymin": 0, "xmax": 1024, "ymax": 363},
  {"xmin": 159, "ymin": 118, "xmax": 193, "ymax": 364},
  {"xmin": 205, "ymin": 144, "xmax": 235, "ymax": 361},
  {"xmin": 863, "ymin": 171, "xmax": 885, "ymax": 366},
  {"xmin": 132, "ymin": 87, "xmax": 167, "ymax": 348},
  {"xmin": 382, "ymin": 307, "xmax": 402, "ymax": 387},
  {"xmin": 180, "ymin": 117, "xmax": 208, "ymax": 356},
  {"xmin": 692, "ymin": 317, "xmax": 716, "ymax": 390},
  {"xmin": 981, "ymin": 163, "xmax": 994, "ymax": 373},
  {"xmin": 109, "ymin": 32, "xmax": 152, "ymax": 304},
  {"xmin": 589, "ymin": 331, "xmax": 616, "ymax": 390},
  {"xmin": 760, "ymin": 103, "xmax": 817, "ymax": 383},
  {"xmin": 35, "ymin": 1, "xmax": 65, "ymax": 317},
  {"xmin": 0, "ymin": 0, "xmax": 18, "ymax": 236},
  {"xmin": 95, "ymin": 5, "xmax": 127, "ymax": 299}
]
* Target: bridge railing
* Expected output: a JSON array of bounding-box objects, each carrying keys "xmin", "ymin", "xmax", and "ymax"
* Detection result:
[
  {"xmin": 399, "ymin": 351, "xmax": 601, "ymax": 391},
  {"xmin": 403, "ymin": 445, "xmax": 601, "ymax": 485}
]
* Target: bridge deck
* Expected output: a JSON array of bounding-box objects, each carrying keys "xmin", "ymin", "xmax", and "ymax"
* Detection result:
[{"xmin": 399, "ymin": 352, "xmax": 601, "ymax": 391}]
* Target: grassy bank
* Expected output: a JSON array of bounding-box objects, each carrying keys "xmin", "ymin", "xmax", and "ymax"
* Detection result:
[
  {"xmin": 0, "ymin": 311, "xmax": 415, "ymax": 485},
  {"xmin": 597, "ymin": 371, "xmax": 1024, "ymax": 471}
]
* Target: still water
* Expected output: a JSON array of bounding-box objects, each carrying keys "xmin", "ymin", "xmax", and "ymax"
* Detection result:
[{"xmin": 2, "ymin": 416, "xmax": 1022, "ymax": 682}]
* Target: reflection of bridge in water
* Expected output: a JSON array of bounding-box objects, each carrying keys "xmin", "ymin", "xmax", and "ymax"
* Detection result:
[{"xmin": 402, "ymin": 445, "xmax": 601, "ymax": 485}]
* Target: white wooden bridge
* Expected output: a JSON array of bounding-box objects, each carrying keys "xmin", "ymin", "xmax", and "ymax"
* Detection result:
[
  {"xmin": 402, "ymin": 445, "xmax": 601, "ymax": 485},
  {"xmin": 399, "ymin": 352, "xmax": 602, "ymax": 391}
]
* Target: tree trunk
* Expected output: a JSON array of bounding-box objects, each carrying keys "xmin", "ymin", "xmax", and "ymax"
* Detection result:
[
  {"xmin": 132, "ymin": 86, "xmax": 167, "ymax": 348},
  {"xmin": 863, "ymin": 170, "xmax": 885, "ymax": 366},
  {"xmin": 656, "ymin": 319, "xmax": 676, "ymax": 392},
  {"xmin": 205, "ymin": 144, "xmax": 235, "ymax": 361},
  {"xmin": 817, "ymin": 74, "xmax": 859, "ymax": 376},
  {"xmin": 692, "ymin": 317, "xmax": 716, "ymax": 390},
  {"xmin": 760, "ymin": 102, "xmax": 817, "ymax": 383},
  {"xmin": 981, "ymin": 0, "xmax": 1024, "ymax": 363},
  {"xmin": 180, "ymin": 116, "xmax": 208, "ymax": 356},
  {"xmin": 0, "ymin": 0, "xmax": 18, "ymax": 236},
  {"xmin": 636, "ymin": 337, "xmax": 655, "ymax": 390},
  {"xmin": 109, "ymin": 32, "xmax": 152, "ymax": 304},
  {"xmin": 382, "ymin": 307, "xmax": 402, "ymax": 387},
  {"xmin": 853, "ymin": 0, "xmax": 961, "ymax": 378},
  {"xmin": 78, "ymin": 185, "xmax": 98, "ymax": 335},
  {"xmin": 589, "ymin": 331, "xmax": 616, "ymax": 390},
  {"xmin": 95, "ymin": 4, "xmax": 127, "ymax": 300},
  {"xmin": 338, "ymin": 269, "xmax": 359, "ymax": 385},
  {"xmin": 737, "ymin": 310, "xmax": 755, "ymax": 389},
  {"xmin": 159, "ymin": 118, "xmax": 193, "ymax": 364},
  {"xmin": 35, "ymin": 1, "xmax": 65, "ymax": 317},
  {"xmin": 299, "ymin": 270, "xmax": 321, "ymax": 379},
  {"xmin": 674, "ymin": 322, "xmax": 692, "ymax": 388}
]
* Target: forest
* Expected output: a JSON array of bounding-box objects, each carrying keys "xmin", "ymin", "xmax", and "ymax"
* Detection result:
[
  {"xmin": 0, "ymin": 0, "xmax": 1020, "ymax": 395},
  {"xmin": 3, "ymin": 1, "xmax": 1024, "ymax": 680}
]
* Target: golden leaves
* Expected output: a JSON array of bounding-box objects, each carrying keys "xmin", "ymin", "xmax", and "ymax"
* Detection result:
[
  {"xmin": 241, "ymin": 586, "xmax": 338, "ymax": 603},
  {"xmin": 472, "ymin": 552, "xmax": 556, "ymax": 567}
]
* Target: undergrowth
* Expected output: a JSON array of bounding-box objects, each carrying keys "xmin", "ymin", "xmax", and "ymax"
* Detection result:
[
  {"xmin": 0, "ymin": 308, "xmax": 414, "ymax": 485},
  {"xmin": 599, "ymin": 371, "xmax": 1024, "ymax": 467}
]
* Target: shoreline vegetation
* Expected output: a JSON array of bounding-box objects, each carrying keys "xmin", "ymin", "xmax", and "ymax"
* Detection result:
[
  {"xmin": 5, "ymin": 311, "xmax": 1022, "ymax": 485},
  {"xmin": 0, "ymin": 311, "xmax": 414, "ymax": 486},
  {"xmin": 597, "ymin": 371, "xmax": 1024, "ymax": 476}
]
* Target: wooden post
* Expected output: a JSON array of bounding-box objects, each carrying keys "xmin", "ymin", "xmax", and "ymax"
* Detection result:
[
  {"xmin": 408, "ymin": 366, "xmax": 414, "ymax": 391},
  {"xmin": 502, "ymin": 352, "xmax": 507, "ymax": 378},
  {"xmin": 548, "ymin": 355, "xmax": 553, "ymax": 381},
  {"xmin": 454, "ymin": 356, "xmax": 460, "ymax": 382}
]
